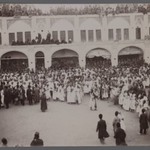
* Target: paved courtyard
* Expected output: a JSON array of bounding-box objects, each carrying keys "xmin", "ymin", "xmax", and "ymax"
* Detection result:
[{"xmin": 0, "ymin": 95, "xmax": 150, "ymax": 147}]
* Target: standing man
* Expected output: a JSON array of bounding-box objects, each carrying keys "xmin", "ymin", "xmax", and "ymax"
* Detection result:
[
  {"xmin": 27, "ymin": 85, "xmax": 32, "ymax": 105},
  {"xmin": 112, "ymin": 111, "xmax": 121, "ymax": 135},
  {"xmin": 114, "ymin": 122, "xmax": 127, "ymax": 146},
  {"xmin": 30, "ymin": 132, "xmax": 44, "ymax": 146},
  {"xmin": 96, "ymin": 114, "xmax": 109, "ymax": 144},
  {"xmin": 139, "ymin": 109, "xmax": 149, "ymax": 135}
]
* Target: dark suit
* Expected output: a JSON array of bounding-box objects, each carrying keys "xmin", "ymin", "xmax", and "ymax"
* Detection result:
[
  {"xmin": 96, "ymin": 119, "xmax": 107, "ymax": 141},
  {"xmin": 30, "ymin": 138, "xmax": 44, "ymax": 146},
  {"xmin": 114, "ymin": 127, "xmax": 127, "ymax": 146},
  {"xmin": 139, "ymin": 113, "xmax": 148, "ymax": 134}
]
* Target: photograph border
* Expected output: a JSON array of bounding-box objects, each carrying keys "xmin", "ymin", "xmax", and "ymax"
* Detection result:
[{"xmin": 0, "ymin": 0, "xmax": 150, "ymax": 150}]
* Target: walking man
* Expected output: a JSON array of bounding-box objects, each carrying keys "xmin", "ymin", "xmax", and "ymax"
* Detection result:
[
  {"xmin": 96, "ymin": 114, "xmax": 109, "ymax": 144},
  {"xmin": 112, "ymin": 111, "xmax": 121, "ymax": 135},
  {"xmin": 139, "ymin": 108, "xmax": 149, "ymax": 135},
  {"xmin": 114, "ymin": 122, "xmax": 127, "ymax": 146},
  {"xmin": 30, "ymin": 132, "xmax": 44, "ymax": 146}
]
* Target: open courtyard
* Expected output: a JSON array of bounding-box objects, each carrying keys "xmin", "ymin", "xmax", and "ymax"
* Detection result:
[{"xmin": 0, "ymin": 95, "xmax": 150, "ymax": 147}]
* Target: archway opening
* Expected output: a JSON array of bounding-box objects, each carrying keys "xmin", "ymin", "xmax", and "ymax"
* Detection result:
[
  {"xmin": 86, "ymin": 48, "xmax": 111, "ymax": 68},
  {"xmin": 1, "ymin": 51, "xmax": 28, "ymax": 72},
  {"xmin": 35, "ymin": 51, "xmax": 45, "ymax": 71},
  {"xmin": 118, "ymin": 46, "xmax": 144, "ymax": 67},
  {"xmin": 52, "ymin": 49, "xmax": 79, "ymax": 69}
]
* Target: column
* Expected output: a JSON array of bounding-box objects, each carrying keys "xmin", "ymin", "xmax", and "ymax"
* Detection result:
[
  {"xmin": 144, "ymin": 41, "xmax": 150, "ymax": 64},
  {"xmin": 31, "ymin": 17, "xmax": 37, "ymax": 40},
  {"xmin": 93, "ymin": 29, "xmax": 96, "ymax": 42},
  {"xmin": 130, "ymin": 14, "xmax": 135, "ymax": 40},
  {"xmin": 111, "ymin": 44, "xmax": 118, "ymax": 66},
  {"xmin": 79, "ymin": 51, "xmax": 86, "ymax": 68},
  {"xmin": 28, "ymin": 52, "xmax": 35, "ymax": 71},
  {"xmin": 74, "ymin": 16, "xmax": 80, "ymax": 43},
  {"xmin": 2, "ymin": 18, "xmax": 9, "ymax": 45},
  {"xmin": 101, "ymin": 16, "xmax": 108, "ymax": 41},
  {"xmin": 143, "ymin": 14, "xmax": 149, "ymax": 39},
  {"xmin": 44, "ymin": 53, "xmax": 52, "ymax": 69}
]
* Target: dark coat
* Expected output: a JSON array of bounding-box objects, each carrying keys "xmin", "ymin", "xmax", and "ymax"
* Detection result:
[
  {"xmin": 96, "ymin": 119, "xmax": 107, "ymax": 139},
  {"xmin": 41, "ymin": 93, "xmax": 47, "ymax": 112},
  {"xmin": 114, "ymin": 127, "xmax": 126, "ymax": 146},
  {"xmin": 139, "ymin": 113, "xmax": 148, "ymax": 129},
  {"xmin": 30, "ymin": 138, "xmax": 44, "ymax": 146}
]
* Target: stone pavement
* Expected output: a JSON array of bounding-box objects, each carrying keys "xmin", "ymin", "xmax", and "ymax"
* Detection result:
[{"xmin": 0, "ymin": 95, "xmax": 150, "ymax": 147}]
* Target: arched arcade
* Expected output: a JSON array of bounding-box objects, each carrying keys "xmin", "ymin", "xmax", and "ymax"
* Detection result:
[
  {"xmin": 118, "ymin": 46, "xmax": 144, "ymax": 66},
  {"xmin": 51, "ymin": 49, "xmax": 79, "ymax": 68},
  {"xmin": 0, "ymin": 51, "xmax": 28, "ymax": 72},
  {"xmin": 86, "ymin": 48, "xmax": 111, "ymax": 68}
]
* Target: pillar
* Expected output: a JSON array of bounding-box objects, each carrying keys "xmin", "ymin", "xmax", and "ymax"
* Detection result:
[
  {"xmin": 31, "ymin": 17, "xmax": 37, "ymax": 40},
  {"xmin": 2, "ymin": 18, "xmax": 9, "ymax": 45},
  {"xmin": 101, "ymin": 16, "xmax": 108, "ymax": 41},
  {"xmin": 45, "ymin": 54, "xmax": 52, "ymax": 69},
  {"xmin": 111, "ymin": 44, "xmax": 118, "ymax": 66},
  {"xmin": 144, "ymin": 41, "xmax": 150, "ymax": 64},
  {"xmin": 130, "ymin": 14, "xmax": 135, "ymax": 40},
  {"xmin": 28, "ymin": 53, "xmax": 35, "ymax": 71},
  {"xmin": 79, "ymin": 51, "xmax": 86, "ymax": 68},
  {"xmin": 74, "ymin": 16, "xmax": 80, "ymax": 43}
]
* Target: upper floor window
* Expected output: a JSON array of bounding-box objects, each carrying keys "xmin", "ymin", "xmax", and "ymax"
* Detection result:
[
  {"xmin": 116, "ymin": 29, "xmax": 121, "ymax": 41},
  {"xmin": 81, "ymin": 30, "xmax": 86, "ymax": 42},
  {"xmin": 96, "ymin": 30, "xmax": 101, "ymax": 41},
  {"xmin": 88, "ymin": 30, "xmax": 94, "ymax": 42},
  {"xmin": 60, "ymin": 31, "xmax": 66, "ymax": 42},
  {"xmin": 136, "ymin": 27, "xmax": 141, "ymax": 39},
  {"xmin": 9, "ymin": 33, "xmax": 15, "ymax": 45},
  {"xmin": 25, "ymin": 31, "xmax": 31, "ymax": 42},
  {"xmin": 17, "ymin": 32, "xmax": 23, "ymax": 42},
  {"xmin": 108, "ymin": 29, "xmax": 113, "ymax": 40},
  {"xmin": 124, "ymin": 28, "xmax": 129, "ymax": 40},
  {"xmin": 68, "ymin": 30, "xmax": 73, "ymax": 42},
  {"xmin": 52, "ymin": 31, "xmax": 58, "ymax": 41}
]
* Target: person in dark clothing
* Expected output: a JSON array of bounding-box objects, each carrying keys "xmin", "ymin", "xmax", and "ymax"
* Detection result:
[
  {"xmin": 30, "ymin": 132, "xmax": 44, "ymax": 146},
  {"xmin": 139, "ymin": 109, "xmax": 149, "ymax": 135},
  {"xmin": 41, "ymin": 91, "xmax": 47, "ymax": 112},
  {"xmin": 114, "ymin": 122, "xmax": 127, "ymax": 146},
  {"xmin": 1, "ymin": 138, "xmax": 8, "ymax": 147},
  {"xmin": 4, "ymin": 86, "xmax": 10, "ymax": 109},
  {"xmin": 96, "ymin": 114, "xmax": 109, "ymax": 144},
  {"xmin": 27, "ymin": 86, "xmax": 32, "ymax": 105}
]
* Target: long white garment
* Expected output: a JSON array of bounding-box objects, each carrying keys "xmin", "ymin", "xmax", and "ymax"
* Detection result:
[{"xmin": 0, "ymin": 90, "xmax": 4, "ymax": 106}]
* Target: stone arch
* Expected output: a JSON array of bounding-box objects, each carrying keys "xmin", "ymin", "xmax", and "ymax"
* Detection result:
[
  {"xmin": 118, "ymin": 46, "xmax": 144, "ymax": 66},
  {"xmin": 51, "ymin": 19, "xmax": 74, "ymax": 30},
  {"xmin": 8, "ymin": 20, "xmax": 31, "ymax": 32},
  {"xmin": 0, "ymin": 51, "xmax": 28, "ymax": 71},
  {"xmin": 35, "ymin": 51, "xmax": 45, "ymax": 70},
  {"xmin": 51, "ymin": 49, "xmax": 79, "ymax": 68},
  {"xmin": 86, "ymin": 48, "xmax": 111, "ymax": 68},
  {"xmin": 108, "ymin": 17, "xmax": 129, "ymax": 28},
  {"xmin": 80, "ymin": 18, "xmax": 101, "ymax": 30}
]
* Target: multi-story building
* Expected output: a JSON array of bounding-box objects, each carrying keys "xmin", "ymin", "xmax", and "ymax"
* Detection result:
[{"xmin": 0, "ymin": 13, "xmax": 150, "ymax": 70}]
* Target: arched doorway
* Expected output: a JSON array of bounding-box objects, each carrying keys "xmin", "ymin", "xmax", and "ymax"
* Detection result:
[
  {"xmin": 86, "ymin": 48, "xmax": 111, "ymax": 68},
  {"xmin": 1, "ymin": 51, "xmax": 28, "ymax": 72},
  {"xmin": 52, "ymin": 49, "xmax": 79, "ymax": 69},
  {"xmin": 35, "ymin": 51, "xmax": 45, "ymax": 70},
  {"xmin": 118, "ymin": 46, "xmax": 144, "ymax": 66}
]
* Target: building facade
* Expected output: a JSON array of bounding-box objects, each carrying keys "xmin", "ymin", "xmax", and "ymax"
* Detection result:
[{"xmin": 0, "ymin": 13, "xmax": 150, "ymax": 70}]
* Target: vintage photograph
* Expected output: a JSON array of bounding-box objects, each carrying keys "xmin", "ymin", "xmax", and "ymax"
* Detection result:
[{"xmin": 0, "ymin": 3, "xmax": 150, "ymax": 147}]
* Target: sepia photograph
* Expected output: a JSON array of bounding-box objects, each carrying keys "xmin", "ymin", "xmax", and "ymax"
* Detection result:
[{"xmin": 0, "ymin": 3, "xmax": 150, "ymax": 147}]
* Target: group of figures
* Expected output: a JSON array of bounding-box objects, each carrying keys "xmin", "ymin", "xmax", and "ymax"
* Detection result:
[{"xmin": 1, "ymin": 63, "xmax": 150, "ymax": 113}]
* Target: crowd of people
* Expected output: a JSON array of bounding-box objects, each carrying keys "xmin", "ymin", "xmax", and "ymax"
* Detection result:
[
  {"xmin": 0, "ymin": 4, "xmax": 150, "ymax": 17},
  {"xmin": 0, "ymin": 56, "xmax": 150, "ymax": 146},
  {"xmin": 11, "ymin": 32, "xmax": 72, "ymax": 46}
]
